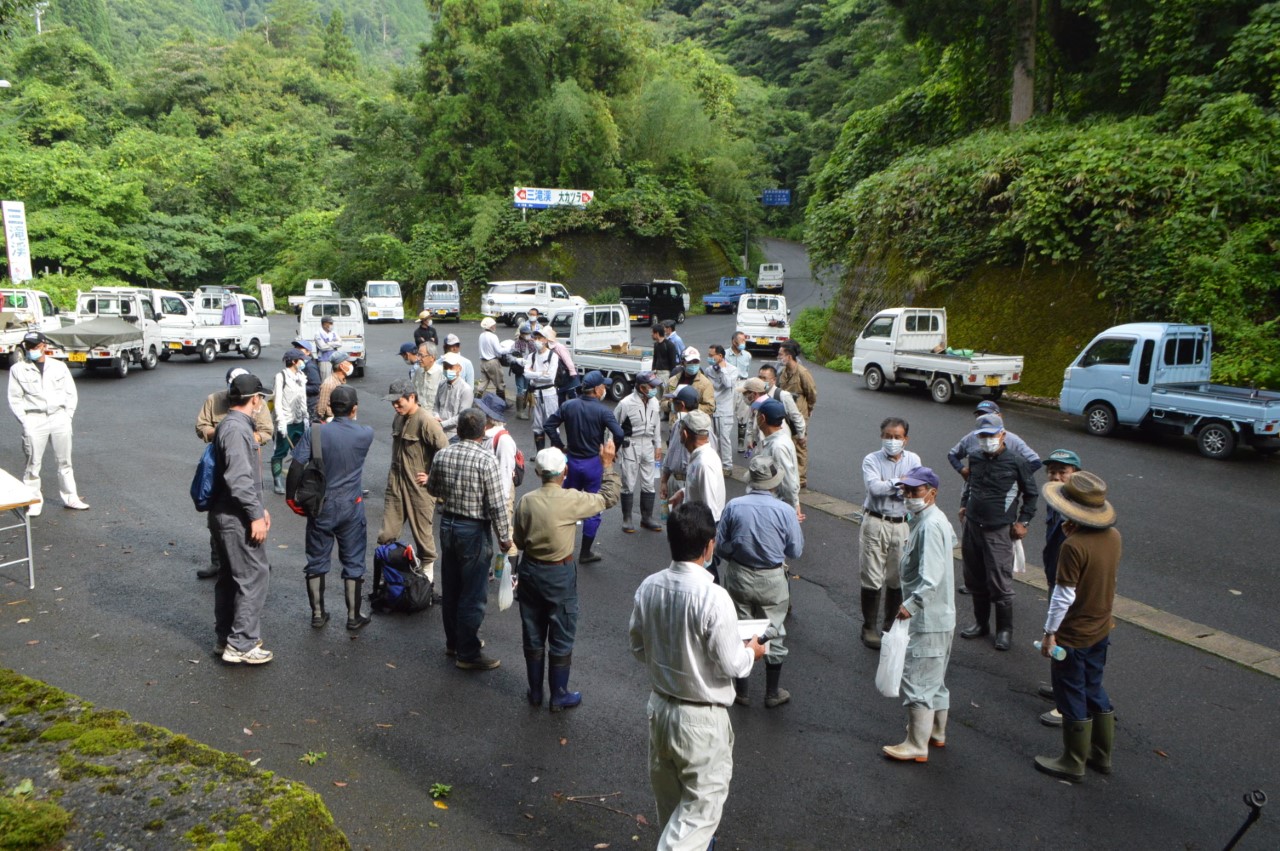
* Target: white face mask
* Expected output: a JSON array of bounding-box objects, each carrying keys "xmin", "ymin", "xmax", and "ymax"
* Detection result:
[
  {"xmin": 882, "ymin": 438, "xmax": 904, "ymax": 456},
  {"xmin": 980, "ymin": 436, "xmax": 1002, "ymax": 454},
  {"xmin": 905, "ymin": 497, "xmax": 929, "ymax": 514}
]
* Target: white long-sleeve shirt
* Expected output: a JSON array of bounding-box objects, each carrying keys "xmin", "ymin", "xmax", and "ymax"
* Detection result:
[
  {"xmin": 478, "ymin": 330, "xmax": 503, "ymax": 361},
  {"xmin": 524, "ymin": 346, "xmax": 562, "ymax": 388},
  {"xmin": 484, "ymin": 424, "xmax": 518, "ymax": 500},
  {"xmin": 273, "ymin": 366, "xmax": 308, "ymax": 430},
  {"xmin": 8, "ymin": 358, "xmax": 78, "ymax": 427},
  {"xmin": 630, "ymin": 560, "xmax": 756, "ymax": 707},
  {"xmin": 861, "ymin": 447, "xmax": 923, "ymax": 518},
  {"xmin": 676, "ymin": 442, "xmax": 725, "ymax": 520}
]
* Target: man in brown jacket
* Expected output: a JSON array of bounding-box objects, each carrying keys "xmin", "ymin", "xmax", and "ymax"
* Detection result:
[
  {"xmin": 195, "ymin": 366, "xmax": 274, "ymax": 579},
  {"xmin": 663, "ymin": 346, "xmax": 715, "ymax": 419},
  {"xmin": 378, "ymin": 379, "xmax": 449, "ymax": 584},
  {"xmin": 777, "ymin": 342, "xmax": 817, "ymax": 489}
]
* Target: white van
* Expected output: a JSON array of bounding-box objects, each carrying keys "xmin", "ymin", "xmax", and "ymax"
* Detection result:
[{"xmin": 362, "ymin": 280, "xmax": 404, "ymax": 323}]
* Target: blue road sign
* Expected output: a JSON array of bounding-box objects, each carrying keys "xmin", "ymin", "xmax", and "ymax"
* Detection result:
[{"xmin": 761, "ymin": 189, "xmax": 792, "ymax": 207}]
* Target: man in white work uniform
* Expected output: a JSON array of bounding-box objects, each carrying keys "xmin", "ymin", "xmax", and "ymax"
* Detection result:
[{"xmin": 7, "ymin": 332, "xmax": 90, "ymax": 515}]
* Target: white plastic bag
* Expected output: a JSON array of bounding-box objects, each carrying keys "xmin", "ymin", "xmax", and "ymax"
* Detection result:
[
  {"xmin": 495, "ymin": 555, "xmax": 515, "ymax": 611},
  {"xmin": 1012, "ymin": 539, "xmax": 1026, "ymax": 574},
  {"xmin": 875, "ymin": 619, "xmax": 910, "ymax": 698}
]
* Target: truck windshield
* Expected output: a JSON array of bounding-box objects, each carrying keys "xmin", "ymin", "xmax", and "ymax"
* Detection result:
[
  {"xmin": 620, "ymin": 285, "xmax": 648, "ymax": 299},
  {"xmin": 367, "ymin": 284, "xmax": 399, "ymax": 298},
  {"xmin": 1081, "ymin": 338, "xmax": 1135, "ymax": 367}
]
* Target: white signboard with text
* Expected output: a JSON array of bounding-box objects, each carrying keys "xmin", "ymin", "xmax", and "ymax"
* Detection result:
[
  {"xmin": 513, "ymin": 187, "xmax": 594, "ymax": 210},
  {"xmin": 2, "ymin": 200, "xmax": 33, "ymax": 283}
]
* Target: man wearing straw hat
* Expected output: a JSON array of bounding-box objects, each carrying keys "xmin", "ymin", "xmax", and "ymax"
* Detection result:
[{"xmin": 1034, "ymin": 471, "xmax": 1121, "ymax": 784}]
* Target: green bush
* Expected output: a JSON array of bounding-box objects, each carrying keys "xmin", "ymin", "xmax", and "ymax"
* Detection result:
[
  {"xmin": 788, "ymin": 306, "xmax": 832, "ymax": 359},
  {"xmin": 589, "ymin": 286, "xmax": 620, "ymax": 305}
]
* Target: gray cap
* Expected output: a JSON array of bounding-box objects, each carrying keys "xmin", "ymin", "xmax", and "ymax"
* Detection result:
[
  {"xmin": 681, "ymin": 410, "xmax": 713, "ymax": 435},
  {"xmin": 384, "ymin": 379, "xmax": 416, "ymax": 401},
  {"xmin": 974, "ymin": 414, "xmax": 1005, "ymax": 435},
  {"xmin": 330, "ymin": 351, "xmax": 350, "ymax": 365},
  {"xmin": 747, "ymin": 454, "xmax": 784, "ymax": 491}
]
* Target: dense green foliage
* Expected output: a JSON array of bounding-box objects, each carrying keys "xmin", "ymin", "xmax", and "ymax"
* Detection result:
[{"xmin": 809, "ymin": 1, "xmax": 1280, "ymax": 386}]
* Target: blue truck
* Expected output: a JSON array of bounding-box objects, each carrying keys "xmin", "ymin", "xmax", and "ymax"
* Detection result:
[
  {"xmin": 1060, "ymin": 322, "xmax": 1280, "ymax": 459},
  {"xmin": 702, "ymin": 276, "xmax": 753, "ymax": 313}
]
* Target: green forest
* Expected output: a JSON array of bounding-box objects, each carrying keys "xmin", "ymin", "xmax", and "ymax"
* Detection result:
[{"xmin": 0, "ymin": 0, "xmax": 1277, "ymax": 388}]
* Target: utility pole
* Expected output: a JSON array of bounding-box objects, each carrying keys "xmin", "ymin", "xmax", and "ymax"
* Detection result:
[{"xmin": 34, "ymin": 2, "xmax": 49, "ymax": 35}]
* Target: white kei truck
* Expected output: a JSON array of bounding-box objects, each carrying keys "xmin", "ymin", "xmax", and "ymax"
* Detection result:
[
  {"xmin": 45, "ymin": 290, "xmax": 164, "ymax": 378},
  {"xmin": 298, "ymin": 297, "xmax": 366, "ymax": 378},
  {"xmin": 1, "ymin": 287, "xmax": 62, "ymax": 366},
  {"xmin": 483, "ymin": 280, "xmax": 586, "ymax": 327},
  {"xmin": 288, "ymin": 278, "xmax": 338, "ymax": 313},
  {"xmin": 547, "ymin": 303, "xmax": 653, "ymax": 401},
  {"xmin": 160, "ymin": 288, "xmax": 271, "ymax": 362},
  {"xmin": 736, "ymin": 293, "xmax": 792, "ymax": 353},
  {"xmin": 851, "ymin": 307, "xmax": 1024, "ymax": 404}
]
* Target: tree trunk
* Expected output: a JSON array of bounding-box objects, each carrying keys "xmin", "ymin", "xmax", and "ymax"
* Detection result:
[{"xmin": 1010, "ymin": 0, "xmax": 1037, "ymax": 126}]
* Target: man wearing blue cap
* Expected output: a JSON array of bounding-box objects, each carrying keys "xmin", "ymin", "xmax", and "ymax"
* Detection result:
[
  {"xmin": 397, "ymin": 341, "xmax": 419, "ymax": 380},
  {"xmin": 545, "ymin": 370, "xmax": 625, "ymax": 563},
  {"xmin": 753, "ymin": 398, "xmax": 800, "ymax": 516},
  {"xmin": 947, "ymin": 402, "xmax": 1041, "ymax": 478},
  {"xmin": 660, "ymin": 384, "xmax": 701, "ymax": 504},
  {"xmin": 290, "ymin": 338, "xmax": 322, "ymax": 421},
  {"xmin": 883, "ymin": 466, "xmax": 957, "ymax": 762}
]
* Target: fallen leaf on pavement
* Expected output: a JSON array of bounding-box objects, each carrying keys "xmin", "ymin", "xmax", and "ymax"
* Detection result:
[
  {"xmin": 386, "ymin": 663, "xmax": 397, "ymax": 669},
  {"xmin": 333, "ymin": 781, "xmax": 348, "ymax": 787},
  {"xmin": 26, "ymin": 640, "xmax": 39, "ymax": 645},
  {"xmin": 636, "ymin": 814, "xmax": 649, "ymax": 826},
  {"xmin": 186, "ymin": 659, "xmax": 200, "ymax": 664},
  {"xmin": 1229, "ymin": 589, "xmax": 1242, "ymax": 596},
  {"xmin": 524, "ymin": 813, "xmax": 534, "ymax": 820},
  {"xmin": 248, "ymin": 758, "xmax": 261, "ymax": 766},
  {"xmin": 434, "ymin": 800, "xmax": 448, "ymax": 810},
  {"xmin": 559, "ymin": 737, "xmax": 568, "ymax": 746},
  {"xmin": 1155, "ymin": 750, "xmax": 1168, "ymax": 758},
  {"xmin": 531, "ymin": 776, "xmax": 540, "ymax": 783},
  {"xmin": 243, "ymin": 728, "xmax": 254, "ymax": 736},
  {"xmin": 428, "ymin": 822, "xmax": 439, "ymax": 828},
  {"xmin": 16, "ymin": 618, "xmax": 30, "ymax": 624},
  {"xmin": 375, "ymin": 723, "xmax": 393, "ymax": 728},
  {"xmin": 594, "ymin": 844, "xmax": 610, "ymax": 849},
  {"xmin": 7, "ymin": 600, "xmax": 27, "ymax": 605}
]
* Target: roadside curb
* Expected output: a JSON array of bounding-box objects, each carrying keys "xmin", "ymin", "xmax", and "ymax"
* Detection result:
[{"xmin": 731, "ymin": 466, "xmax": 1280, "ymax": 681}]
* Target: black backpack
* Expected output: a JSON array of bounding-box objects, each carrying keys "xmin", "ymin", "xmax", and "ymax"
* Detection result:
[
  {"xmin": 286, "ymin": 425, "xmax": 327, "ymax": 517},
  {"xmin": 369, "ymin": 542, "xmax": 434, "ymax": 614}
]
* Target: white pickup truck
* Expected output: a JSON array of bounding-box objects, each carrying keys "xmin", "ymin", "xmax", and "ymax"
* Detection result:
[
  {"xmin": 852, "ymin": 307, "xmax": 1023, "ymax": 404},
  {"xmin": 483, "ymin": 280, "xmax": 585, "ymax": 327},
  {"xmin": 548, "ymin": 303, "xmax": 653, "ymax": 401},
  {"xmin": 1, "ymin": 287, "xmax": 62, "ymax": 365},
  {"xmin": 298, "ymin": 297, "xmax": 366, "ymax": 378},
  {"xmin": 736, "ymin": 294, "xmax": 791, "ymax": 353},
  {"xmin": 161, "ymin": 289, "xmax": 271, "ymax": 362},
  {"xmin": 288, "ymin": 279, "xmax": 338, "ymax": 313},
  {"xmin": 47, "ymin": 290, "xmax": 165, "ymax": 377}
]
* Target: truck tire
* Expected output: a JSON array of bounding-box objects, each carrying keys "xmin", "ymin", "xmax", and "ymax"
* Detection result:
[
  {"xmin": 1196, "ymin": 422, "xmax": 1237, "ymax": 460},
  {"xmin": 200, "ymin": 341, "xmax": 217, "ymax": 363},
  {"xmin": 243, "ymin": 339, "xmax": 261, "ymax": 359},
  {"xmin": 929, "ymin": 376, "xmax": 955, "ymax": 404},
  {"xmin": 141, "ymin": 346, "xmax": 158, "ymax": 371},
  {"xmin": 353, "ymin": 362, "xmax": 365, "ymax": 379},
  {"xmin": 158, "ymin": 349, "xmax": 171, "ymax": 362},
  {"xmin": 609, "ymin": 376, "xmax": 630, "ymax": 402},
  {"xmin": 113, "ymin": 356, "xmax": 130, "ymax": 379},
  {"xmin": 1083, "ymin": 402, "xmax": 1116, "ymax": 437},
  {"xmin": 676, "ymin": 310, "xmax": 687, "ymax": 324},
  {"xmin": 504, "ymin": 314, "xmax": 517, "ymax": 328},
  {"xmin": 988, "ymin": 387, "xmax": 1004, "ymax": 401},
  {"xmin": 863, "ymin": 366, "xmax": 885, "ymax": 392}
]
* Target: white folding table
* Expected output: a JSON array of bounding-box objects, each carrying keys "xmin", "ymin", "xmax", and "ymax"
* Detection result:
[{"xmin": 0, "ymin": 468, "xmax": 39, "ymax": 590}]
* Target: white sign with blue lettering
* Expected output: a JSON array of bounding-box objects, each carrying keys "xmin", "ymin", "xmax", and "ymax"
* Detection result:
[
  {"xmin": 513, "ymin": 187, "xmax": 595, "ymax": 209},
  {"xmin": 2, "ymin": 200, "xmax": 33, "ymax": 283}
]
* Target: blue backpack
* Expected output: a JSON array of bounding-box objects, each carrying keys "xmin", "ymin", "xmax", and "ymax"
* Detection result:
[
  {"xmin": 190, "ymin": 443, "xmax": 218, "ymax": 512},
  {"xmin": 370, "ymin": 542, "xmax": 434, "ymax": 614}
]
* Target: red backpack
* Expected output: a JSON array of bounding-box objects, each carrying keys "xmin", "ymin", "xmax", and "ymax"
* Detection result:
[{"xmin": 492, "ymin": 429, "xmax": 526, "ymax": 487}]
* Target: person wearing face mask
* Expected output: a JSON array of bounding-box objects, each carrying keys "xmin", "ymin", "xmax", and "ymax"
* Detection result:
[
  {"xmin": 7, "ymin": 331, "xmax": 89, "ymax": 516},
  {"xmin": 857, "ymin": 417, "xmax": 922, "ymax": 649},
  {"xmin": 414, "ymin": 341, "xmax": 442, "ymax": 416},
  {"xmin": 209, "ymin": 373, "xmax": 275, "ymax": 665},
  {"xmin": 649, "ymin": 324, "xmax": 678, "ymax": 400},
  {"xmin": 883, "ymin": 466, "xmax": 956, "ymax": 762},
  {"xmin": 740, "ymin": 373, "xmax": 805, "ymax": 455},
  {"xmin": 442, "ymin": 333, "xmax": 475, "ymax": 387},
  {"xmin": 314, "ymin": 352, "xmax": 354, "ymax": 422},
  {"xmin": 958, "ymin": 414, "xmax": 1040, "ymax": 652},
  {"xmin": 725, "ymin": 332, "xmax": 753, "ymax": 453},
  {"xmin": 659, "ymin": 385, "xmax": 700, "ymax": 504},
  {"xmin": 613, "ymin": 372, "xmax": 664, "ymax": 533},
  {"xmin": 413, "ymin": 311, "xmax": 439, "ymax": 348},
  {"xmin": 947, "ymin": 400, "xmax": 1042, "ymax": 480},
  {"xmin": 511, "ymin": 323, "xmax": 538, "ymax": 420},
  {"xmin": 662, "ymin": 346, "xmax": 714, "ymax": 419},
  {"xmin": 544, "ymin": 371, "xmax": 626, "ymax": 564},
  {"xmin": 398, "ymin": 342, "xmax": 420, "ymax": 380},
  {"xmin": 705, "ymin": 345, "xmax": 740, "ymax": 476},
  {"xmin": 290, "ymin": 338, "xmax": 323, "ymax": 422},
  {"xmin": 524, "ymin": 328, "xmax": 563, "ymax": 450},
  {"xmin": 434, "ymin": 351, "xmax": 474, "ymax": 441},
  {"xmin": 776, "ymin": 342, "xmax": 817, "ymax": 490},
  {"xmin": 270, "ymin": 351, "xmax": 310, "ymax": 495},
  {"xmin": 751, "ymin": 398, "xmax": 801, "ymax": 518}
]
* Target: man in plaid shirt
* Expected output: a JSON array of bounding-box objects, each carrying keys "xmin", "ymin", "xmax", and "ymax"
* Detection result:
[{"xmin": 428, "ymin": 407, "xmax": 514, "ymax": 670}]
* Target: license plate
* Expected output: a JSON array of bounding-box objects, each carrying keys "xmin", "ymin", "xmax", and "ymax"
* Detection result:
[
  {"xmin": 629, "ymin": 315, "xmax": 638, "ymax": 321},
  {"xmin": 985, "ymin": 376, "xmax": 1000, "ymax": 386},
  {"xmin": 168, "ymin": 342, "xmax": 183, "ymax": 350},
  {"xmin": 756, "ymin": 337, "xmax": 769, "ymax": 346},
  {"xmin": 68, "ymin": 352, "xmax": 87, "ymax": 363},
  {"xmin": 436, "ymin": 309, "xmax": 447, "ymax": 315}
]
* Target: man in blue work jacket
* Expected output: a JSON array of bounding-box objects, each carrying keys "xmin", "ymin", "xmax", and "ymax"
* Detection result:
[
  {"xmin": 292, "ymin": 385, "xmax": 376, "ymax": 631},
  {"xmin": 544, "ymin": 370, "xmax": 625, "ymax": 564}
]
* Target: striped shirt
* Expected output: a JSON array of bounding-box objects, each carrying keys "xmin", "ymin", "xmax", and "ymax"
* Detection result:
[{"xmin": 426, "ymin": 438, "xmax": 512, "ymax": 542}]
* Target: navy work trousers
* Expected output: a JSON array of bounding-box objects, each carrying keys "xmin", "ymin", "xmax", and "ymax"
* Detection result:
[{"xmin": 440, "ymin": 514, "xmax": 493, "ymax": 661}]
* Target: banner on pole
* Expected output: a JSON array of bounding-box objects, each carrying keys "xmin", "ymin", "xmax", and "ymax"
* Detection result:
[{"xmin": 2, "ymin": 201, "xmax": 33, "ymax": 283}]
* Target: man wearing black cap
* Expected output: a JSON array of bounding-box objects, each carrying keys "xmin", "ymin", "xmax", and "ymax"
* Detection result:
[
  {"xmin": 7, "ymin": 331, "xmax": 88, "ymax": 516},
  {"xmin": 196, "ymin": 366, "xmax": 274, "ymax": 579},
  {"xmin": 545, "ymin": 370, "xmax": 625, "ymax": 564},
  {"xmin": 613, "ymin": 371, "xmax": 664, "ymax": 532},
  {"xmin": 398, "ymin": 342, "xmax": 419, "ymax": 380},
  {"xmin": 210, "ymin": 373, "xmax": 275, "ymax": 664},
  {"xmin": 292, "ymin": 385, "xmax": 376, "ymax": 631},
  {"xmin": 378, "ymin": 379, "xmax": 448, "ymax": 584}
]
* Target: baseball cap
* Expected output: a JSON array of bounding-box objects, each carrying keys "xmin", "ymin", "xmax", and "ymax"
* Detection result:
[
  {"xmin": 899, "ymin": 466, "xmax": 940, "ymax": 489},
  {"xmin": 757, "ymin": 399, "xmax": 786, "ymax": 425},
  {"xmin": 682, "ymin": 346, "xmax": 702, "ymax": 362},
  {"xmin": 283, "ymin": 350, "xmax": 304, "ymax": 365},
  {"xmin": 974, "ymin": 414, "xmax": 1005, "ymax": 435},
  {"xmin": 384, "ymin": 378, "xmax": 416, "ymax": 401},
  {"xmin": 398, "ymin": 342, "xmax": 417, "ymax": 356},
  {"xmin": 1045, "ymin": 449, "xmax": 1082, "ymax": 469},
  {"xmin": 536, "ymin": 326, "xmax": 557, "ymax": 341},
  {"xmin": 330, "ymin": 385, "xmax": 358, "ymax": 415},
  {"xmin": 225, "ymin": 366, "xmax": 249, "ymax": 387},
  {"xmin": 330, "ymin": 351, "xmax": 350, "ymax": 365},
  {"xmin": 440, "ymin": 351, "xmax": 462, "ymax": 367},
  {"xmin": 634, "ymin": 371, "xmax": 657, "ymax": 387},
  {"xmin": 741, "ymin": 377, "xmax": 767, "ymax": 395},
  {"xmin": 22, "ymin": 331, "xmax": 49, "ymax": 346},
  {"xmin": 444, "ymin": 333, "xmax": 461, "ymax": 347},
  {"xmin": 681, "ymin": 410, "xmax": 713, "ymax": 435},
  {"xmin": 534, "ymin": 446, "xmax": 567, "ymax": 477},
  {"xmin": 974, "ymin": 400, "xmax": 1001, "ymax": 415},
  {"xmin": 667, "ymin": 385, "xmax": 700, "ymax": 410},
  {"xmin": 228, "ymin": 373, "xmax": 273, "ymax": 404},
  {"xmin": 321, "ymin": 316, "xmax": 334, "ymax": 324},
  {"xmin": 581, "ymin": 370, "xmax": 612, "ymax": 389},
  {"xmin": 480, "ymin": 317, "xmax": 496, "ymax": 330},
  {"xmin": 291, "ymin": 338, "xmax": 312, "ymax": 351}
]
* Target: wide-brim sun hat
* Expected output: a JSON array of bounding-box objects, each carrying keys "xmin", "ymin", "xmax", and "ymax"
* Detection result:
[
  {"xmin": 1043, "ymin": 471, "xmax": 1116, "ymax": 529},
  {"xmin": 747, "ymin": 454, "xmax": 785, "ymax": 491}
]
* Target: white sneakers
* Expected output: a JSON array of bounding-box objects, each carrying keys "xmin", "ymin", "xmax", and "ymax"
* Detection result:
[
  {"xmin": 221, "ymin": 644, "xmax": 273, "ymax": 665},
  {"xmin": 64, "ymin": 497, "xmax": 90, "ymax": 510},
  {"xmin": 27, "ymin": 500, "xmax": 42, "ymax": 518}
]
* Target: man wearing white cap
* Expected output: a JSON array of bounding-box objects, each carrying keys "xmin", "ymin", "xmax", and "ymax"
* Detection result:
[
  {"xmin": 434, "ymin": 351, "xmax": 474, "ymax": 440},
  {"xmin": 475, "ymin": 316, "xmax": 507, "ymax": 402},
  {"xmin": 7, "ymin": 331, "xmax": 89, "ymax": 516},
  {"xmin": 666, "ymin": 410, "xmax": 725, "ymax": 524},
  {"xmin": 524, "ymin": 326, "xmax": 564, "ymax": 451},
  {"xmin": 514, "ymin": 443, "xmax": 621, "ymax": 711},
  {"xmin": 443, "ymin": 332, "xmax": 474, "ymax": 386},
  {"xmin": 662, "ymin": 345, "xmax": 715, "ymax": 418}
]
